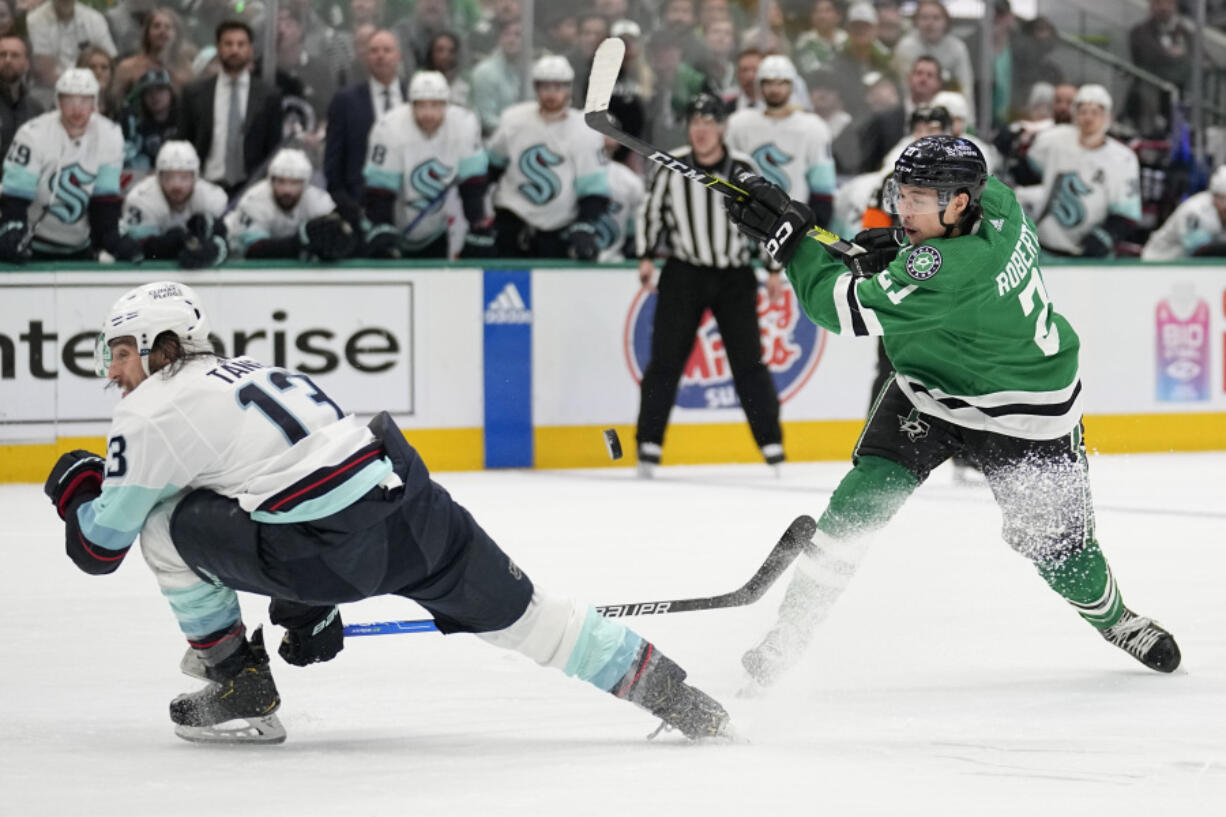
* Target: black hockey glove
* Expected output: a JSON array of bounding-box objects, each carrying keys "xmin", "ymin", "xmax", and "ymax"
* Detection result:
[
  {"xmin": 45, "ymin": 450, "xmax": 105, "ymax": 520},
  {"xmin": 725, "ymin": 171, "xmax": 814, "ymax": 266},
  {"xmin": 847, "ymin": 227, "xmax": 906, "ymax": 278},
  {"xmin": 461, "ymin": 222, "xmax": 497, "ymax": 258},
  {"xmin": 566, "ymin": 221, "xmax": 600, "ymax": 261},
  {"xmin": 178, "ymin": 233, "xmax": 229, "ymax": 269},
  {"xmin": 302, "ymin": 212, "xmax": 359, "ymax": 261},
  {"xmin": 1079, "ymin": 227, "xmax": 1113, "ymax": 258},
  {"xmin": 278, "ymin": 606, "xmax": 344, "ymax": 667},
  {"xmin": 0, "ymin": 220, "xmax": 29, "ymax": 262},
  {"xmin": 364, "ymin": 223, "xmax": 402, "ymax": 259},
  {"xmin": 111, "ymin": 234, "xmax": 145, "ymax": 263}
]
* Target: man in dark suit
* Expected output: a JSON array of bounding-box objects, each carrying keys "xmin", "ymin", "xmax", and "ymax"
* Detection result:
[
  {"xmin": 178, "ymin": 21, "xmax": 284, "ymax": 196},
  {"xmin": 838, "ymin": 55, "xmax": 943, "ymax": 174},
  {"xmin": 324, "ymin": 29, "xmax": 405, "ymax": 214}
]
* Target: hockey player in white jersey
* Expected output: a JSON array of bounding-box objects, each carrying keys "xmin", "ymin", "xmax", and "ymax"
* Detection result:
[
  {"xmin": 1142, "ymin": 165, "xmax": 1226, "ymax": 260},
  {"xmin": 121, "ymin": 141, "xmax": 230, "ymax": 268},
  {"xmin": 45, "ymin": 280, "xmax": 734, "ymax": 744},
  {"xmin": 0, "ymin": 68, "xmax": 140, "ymax": 263},
  {"xmin": 224, "ymin": 148, "xmax": 358, "ymax": 260},
  {"xmin": 597, "ymin": 128, "xmax": 645, "ymax": 262},
  {"xmin": 726, "ymin": 55, "xmax": 836, "ymax": 229},
  {"xmin": 362, "ymin": 70, "xmax": 490, "ymax": 259},
  {"xmin": 486, "ymin": 55, "xmax": 611, "ymax": 260},
  {"xmin": 1018, "ymin": 84, "xmax": 1142, "ymax": 257}
]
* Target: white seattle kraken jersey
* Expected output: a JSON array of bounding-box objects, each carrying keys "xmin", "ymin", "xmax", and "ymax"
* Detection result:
[
  {"xmin": 598, "ymin": 160, "xmax": 645, "ymax": 262},
  {"xmin": 120, "ymin": 175, "xmax": 228, "ymax": 239},
  {"xmin": 1, "ymin": 110, "xmax": 124, "ymax": 253},
  {"xmin": 1021, "ymin": 125, "xmax": 1141, "ymax": 255},
  {"xmin": 487, "ymin": 102, "xmax": 610, "ymax": 231},
  {"xmin": 363, "ymin": 104, "xmax": 486, "ymax": 247},
  {"xmin": 78, "ymin": 356, "xmax": 393, "ymax": 553},
  {"xmin": 725, "ymin": 107, "xmax": 836, "ymax": 202},
  {"xmin": 1141, "ymin": 190, "xmax": 1226, "ymax": 261},
  {"xmin": 224, "ymin": 180, "xmax": 336, "ymax": 254}
]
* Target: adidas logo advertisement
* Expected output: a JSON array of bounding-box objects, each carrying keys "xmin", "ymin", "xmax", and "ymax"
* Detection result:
[{"xmin": 484, "ymin": 283, "xmax": 532, "ymax": 324}]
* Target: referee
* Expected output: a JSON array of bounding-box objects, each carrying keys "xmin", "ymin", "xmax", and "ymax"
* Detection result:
[{"xmin": 634, "ymin": 93, "xmax": 784, "ymax": 476}]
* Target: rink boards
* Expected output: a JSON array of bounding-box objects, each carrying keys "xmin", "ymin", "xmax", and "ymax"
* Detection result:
[{"xmin": 1, "ymin": 262, "xmax": 1224, "ymax": 481}]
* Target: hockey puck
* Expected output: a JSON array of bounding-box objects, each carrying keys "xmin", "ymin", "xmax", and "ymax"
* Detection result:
[{"xmin": 602, "ymin": 428, "xmax": 623, "ymax": 460}]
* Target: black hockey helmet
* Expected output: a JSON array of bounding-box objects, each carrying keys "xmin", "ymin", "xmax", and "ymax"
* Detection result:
[
  {"xmin": 686, "ymin": 92, "xmax": 728, "ymax": 123},
  {"xmin": 892, "ymin": 134, "xmax": 987, "ymax": 205}
]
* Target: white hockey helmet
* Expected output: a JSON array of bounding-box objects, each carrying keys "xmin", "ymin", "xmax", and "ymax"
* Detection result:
[
  {"xmin": 532, "ymin": 54, "xmax": 574, "ymax": 84},
  {"xmin": 409, "ymin": 70, "xmax": 450, "ymax": 102},
  {"xmin": 756, "ymin": 54, "xmax": 796, "ymax": 84},
  {"xmin": 95, "ymin": 281, "xmax": 212, "ymax": 376},
  {"xmin": 1210, "ymin": 165, "xmax": 1226, "ymax": 196},
  {"xmin": 1073, "ymin": 83, "xmax": 1113, "ymax": 115},
  {"xmin": 268, "ymin": 148, "xmax": 313, "ymax": 181},
  {"xmin": 56, "ymin": 67, "xmax": 100, "ymax": 100},
  {"xmin": 932, "ymin": 91, "xmax": 969, "ymax": 122},
  {"xmin": 155, "ymin": 140, "xmax": 200, "ymax": 174}
]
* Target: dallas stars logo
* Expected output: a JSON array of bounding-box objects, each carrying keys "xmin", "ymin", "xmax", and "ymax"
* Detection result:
[
  {"xmin": 905, "ymin": 245, "xmax": 942, "ymax": 280},
  {"xmin": 898, "ymin": 408, "xmax": 930, "ymax": 441}
]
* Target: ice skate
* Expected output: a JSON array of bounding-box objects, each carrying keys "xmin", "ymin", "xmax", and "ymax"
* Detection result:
[
  {"xmin": 614, "ymin": 644, "xmax": 733, "ymax": 740},
  {"xmin": 637, "ymin": 443, "xmax": 660, "ymax": 479},
  {"xmin": 171, "ymin": 627, "xmax": 286, "ymax": 744},
  {"xmin": 1099, "ymin": 608, "xmax": 1181, "ymax": 673},
  {"xmin": 739, "ymin": 622, "xmax": 813, "ymax": 695}
]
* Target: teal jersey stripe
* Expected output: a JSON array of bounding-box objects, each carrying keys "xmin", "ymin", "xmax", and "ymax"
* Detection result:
[
  {"xmin": 94, "ymin": 164, "xmax": 122, "ymax": 197},
  {"xmin": 807, "ymin": 162, "xmax": 836, "ymax": 196},
  {"xmin": 251, "ymin": 456, "xmax": 394, "ymax": 524},
  {"xmin": 1109, "ymin": 195, "xmax": 1142, "ymax": 221},
  {"xmin": 123, "ymin": 224, "xmax": 160, "ymax": 239},
  {"xmin": 575, "ymin": 170, "xmax": 611, "ymax": 199},
  {"xmin": 238, "ymin": 229, "xmax": 270, "ymax": 249},
  {"xmin": 2, "ymin": 164, "xmax": 38, "ymax": 198},
  {"xmin": 80, "ymin": 483, "xmax": 182, "ymax": 550},
  {"xmin": 457, "ymin": 152, "xmax": 488, "ymax": 182},
  {"xmin": 161, "ymin": 581, "xmax": 241, "ymax": 639},
  {"xmin": 363, "ymin": 165, "xmax": 401, "ymax": 192},
  {"xmin": 562, "ymin": 606, "xmax": 644, "ymax": 691},
  {"xmin": 486, "ymin": 148, "xmax": 508, "ymax": 169}
]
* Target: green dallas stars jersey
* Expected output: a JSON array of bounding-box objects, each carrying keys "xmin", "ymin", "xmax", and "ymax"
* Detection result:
[{"xmin": 786, "ymin": 177, "xmax": 1082, "ymax": 441}]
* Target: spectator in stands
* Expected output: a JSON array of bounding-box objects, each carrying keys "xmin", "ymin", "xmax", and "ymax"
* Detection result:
[
  {"xmin": 351, "ymin": 0, "xmax": 387, "ymax": 30},
  {"xmin": 1018, "ymin": 84, "xmax": 1142, "ymax": 257},
  {"xmin": 185, "ymin": 0, "xmax": 262, "ymax": 53},
  {"xmin": 424, "ymin": 30, "xmax": 469, "ymax": 106},
  {"xmin": 606, "ymin": 19, "xmax": 648, "ymax": 163},
  {"xmin": 730, "ymin": 46, "xmax": 762, "ymax": 109},
  {"xmin": 660, "ymin": 0, "xmax": 709, "ymax": 66},
  {"xmin": 874, "ymin": 0, "xmax": 907, "ymax": 52},
  {"xmin": 541, "ymin": 8, "xmax": 579, "ymax": 57},
  {"xmin": 1142, "ymin": 165, "xmax": 1226, "ymax": 260},
  {"xmin": 113, "ymin": 8, "xmax": 197, "ymax": 102},
  {"xmin": 969, "ymin": 0, "xmax": 1062, "ymax": 130},
  {"xmin": 104, "ymin": 0, "xmax": 155, "ymax": 57},
  {"xmin": 1127, "ymin": 0, "xmax": 1194, "ymax": 136},
  {"xmin": 892, "ymin": 0, "xmax": 974, "ymax": 121},
  {"xmin": 395, "ymin": 0, "xmax": 454, "ymax": 74},
  {"xmin": 288, "ymin": 0, "xmax": 353, "ymax": 88},
  {"xmin": 275, "ymin": 5, "xmax": 338, "ymax": 124},
  {"xmin": 0, "ymin": 33, "xmax": 42, "ymax": 161},
  {"xmin": 644, "ymin": 31, "xmax": 715, "ymax": 151},
  {"xmin": 225, "ymin": 147, "xmax": 359, "ymax": 260},
  {"xmin": 700, "ymin": 13, "xmax": 737, "ymax": 93},
  {"xmin": 27, "ymin": 0, "xmax": 117, "ymax": 94},
  {"xmin": 828, "ymin": 2, "xmax": 894, "ymax": 120},
  {"xmin": 846, "ymin": 54, "xmax": 942, "ymax": 173},
  {"xmin": 324, "ymin": 29, "xmax": 403, "ymax": 215},
  {"xmin": 179, "ymin": 21, "xmax": 283, "ymax": 196},
  {"xmin": 569, "ymin": 12, "xmax": 609, "ymax": 104},
  {"xmin": 807, "ymin": 67, "xmax": 851, "ymax": 142},
  {"xmin": 468, "ymin": 0, "xmax": 520, "ymax": 62},
  {"xmin": 119, "ymin": 67, "xmax": 181, "ymax": 182},
  {"xmin": 742, "ymin": 0, "xmax": 792, "ymax": 57},
  {"xmin": 1052, "ymin": 81, "xmax": 1077, "ymax": 124},
  {"xmin": 794, "ymin": 0, "xmax": 846, "ymax": 74},
  {"xmin": 994, "ymin": 81, "xmax": 1056, "ymax": 184},
  {"xmin": 77, "ymin": 45, "xmax": 116, "ymax": 119},
  {"xmin": 470, "ymin": 17, "xmax": 523, "ymax": 136}
]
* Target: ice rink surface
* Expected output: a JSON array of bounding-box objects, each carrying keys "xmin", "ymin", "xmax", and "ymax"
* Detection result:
[{"xmin": 2, "ymin": 452, "xmax": 1223, "ymax": 816}]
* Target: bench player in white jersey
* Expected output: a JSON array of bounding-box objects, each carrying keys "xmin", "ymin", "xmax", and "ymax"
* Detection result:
[
  {"xmin": 44, "ymin": 281, "xmax": 734, "ymax": 744},
  {"xmin": 121, "ymin": 141, "xmax": 230, "ymax": 268},
  {"xmin": 486, "ymin": 55, "xmax": 611, "ymax": 260},
  {"xmin": 1141, "ymin": 165, "xmax": 1226, "ymax": 260},
  {"xmin": 1018, "ymin": 84, "xmax": 1141, "ymax": 257},
  {"xmin": 597, "ymin": 127, "xmax": 646, "ymax": 262},
  {"xmin": 224, "ymin": 148, "xmax": 358, "ymax": 260},
  {"xmin": 0, "ymin": 68, "xmax": 140, "ymax": 263},
  {"xmin": 362, "ymin": 70, "xmax": 490, "ymax": 259},
  {"xmin": 725, "ymin": 55, "xmax": 836, "ymax": 230}
]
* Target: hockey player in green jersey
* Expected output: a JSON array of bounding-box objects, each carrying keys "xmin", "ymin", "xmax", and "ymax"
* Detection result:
[{"xmin": 725, "ymin": 134, "xmax": 1181, "ymax": 689}]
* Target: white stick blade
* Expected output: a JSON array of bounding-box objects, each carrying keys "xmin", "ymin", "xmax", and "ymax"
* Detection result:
[{"xmin": 584, "ymin": 37, "xmax": 626, "ymax": 114}]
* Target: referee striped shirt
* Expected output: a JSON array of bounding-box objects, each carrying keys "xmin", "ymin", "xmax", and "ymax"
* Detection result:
[{"xmin": 636, "ymin": 146, "xmax": 760, "ymax": 269}]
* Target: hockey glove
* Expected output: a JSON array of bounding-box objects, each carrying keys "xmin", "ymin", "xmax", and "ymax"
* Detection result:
[
  {"xmin": 302, "ymin": 212, "xmax": 359, "ymax": 261},
  {"xmin": 847, "ymin": 227, "xmax": 906, "ymax": 278},
  {"xmin": 566, "ymin": 221, "xmax": 600, "ymax": 261},
  {"xmin": 111, "ymin": 234, "xmax": 145, "ymax": 263},
  {"xmin": 726, "ymin": 171, "xmax": 813, "ymax": 266},
  {"xmin": 461, "ymin": 222, "xmax": 497, "ymax": 259},
  {"xmin": 178, "ymin": 234, "xmax": 228, "ymax": 269},
  {"xmin": 1079, "ymin": 227, "xmax": 1113, "ymax": 258},
  {"xmin": 278, "ymin": 606, "xmax": 344, "ymax": 666},
  {"xmin": 0, "ymin": 220, "xmax": 29, "ymax": 262},
  {"xmin": 364, "ymin": 223, "xmax": 402, "ymax": 259},
  {"xmin": 45, "ymin": 450, "xmax": 105, "ymax": 520}
]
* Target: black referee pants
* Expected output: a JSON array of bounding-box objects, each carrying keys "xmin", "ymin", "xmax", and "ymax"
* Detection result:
[{"xmin": 636, "ymin": 259, "xmax": 782, "ymax": 454}]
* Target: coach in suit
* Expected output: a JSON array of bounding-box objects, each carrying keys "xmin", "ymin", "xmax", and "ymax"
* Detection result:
[
  {"xmin": 178, "ymin": 20, "xmax": 283, "ymax": 195},
  {"xmin": 324, "ymin": 29, "xmax": 406, "ymax": 213}
]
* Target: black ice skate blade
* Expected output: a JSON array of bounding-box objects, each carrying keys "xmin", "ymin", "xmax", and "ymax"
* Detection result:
[{"xmin": 174, "ymin": 714, "xmax": 287, "ymax": 745}]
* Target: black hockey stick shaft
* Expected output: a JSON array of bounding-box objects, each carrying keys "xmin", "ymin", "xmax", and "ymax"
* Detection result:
[{"xmin": 342, "ymin": 515, "xmax": 817, "ymax": 637}]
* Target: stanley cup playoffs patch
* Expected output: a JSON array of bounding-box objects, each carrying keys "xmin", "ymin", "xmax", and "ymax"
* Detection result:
[{"xmin": 905, "ymin": 245, "xmax": 942, "ymax": 280}]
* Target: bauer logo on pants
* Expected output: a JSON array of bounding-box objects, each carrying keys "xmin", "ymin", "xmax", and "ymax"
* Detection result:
[{"xmin": 624, "ymin": 283, "xmax": 825, "ymax": 410}]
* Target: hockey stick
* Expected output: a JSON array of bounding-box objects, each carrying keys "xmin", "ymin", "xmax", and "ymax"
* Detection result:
[
  {"xmin": 583, "ymin": 37, "xmax": 865, "ymax": 258},
  {"xmin": 342, "ymin": 514, "xmax": 817, "ymax": 637}
]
